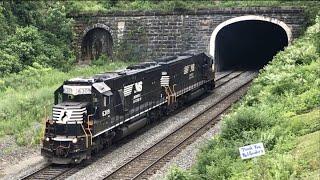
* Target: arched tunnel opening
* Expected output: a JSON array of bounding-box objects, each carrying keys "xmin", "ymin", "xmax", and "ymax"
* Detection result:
[
  {"xmin": 215, "ymin": 20, "xmax": 288, "ymax": 71},
  {"xmin": 81, "ymin": 28, "xmax": 113, "ymax": 63}
]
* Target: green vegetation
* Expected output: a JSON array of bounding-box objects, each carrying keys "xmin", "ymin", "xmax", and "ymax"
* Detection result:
[
  {"xmin": 0, "ymin": 1, "xmax": 318, "ymax": 77},
  {"xmin": 65, "ymin": 1, "xmax": 319, "ymax": 24},
  {"xmin": 167, "ymin": 15, "xmax": 320, "ymax": 180},
  {"xmin": 292, "ymin": 130, "xmax": 320, "ymax": 179},
  {"xmin": 0, "ymin": 0, "xmax": 318, "ymax": 76},
  {"xmin": 0, "ymin": 1, "xmax": 74, "ymax": 76},
  {"xmin": 0, "ymin": 2, "xmax": 136, "ymax": 145}
]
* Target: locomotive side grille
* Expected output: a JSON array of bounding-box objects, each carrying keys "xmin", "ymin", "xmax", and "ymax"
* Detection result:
[
  {"xmin": 160, "ymin": 75, "xmax": 170, "ymax": 87},
  {"xmin": 52, "ymin": 105, "xmax": 86, "ymax": 124},
  {"xmin": 124, "ymin": 84, "xmax": 134, "ymax": 96},
  {"xmin": 184, "ymin": 66, "xmax": 189, "ymax": 74}
]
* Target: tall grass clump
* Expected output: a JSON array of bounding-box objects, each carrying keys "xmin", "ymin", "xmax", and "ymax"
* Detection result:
[{"xmin": 167, "ymin": 15, "xmax": 320, "ymax": 180}]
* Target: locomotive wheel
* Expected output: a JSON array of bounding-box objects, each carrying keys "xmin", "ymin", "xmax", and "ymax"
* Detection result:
[
  {"xmin": 160, "ymin": 106, "xmax": 169, "ymax": 117},
  {"xmin": 149, "ymin": 108, "xmax": 161, "ymax": 122}
]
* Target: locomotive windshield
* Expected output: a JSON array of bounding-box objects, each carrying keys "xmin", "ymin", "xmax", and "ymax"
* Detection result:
[
  {"xmin": 54, "ymin": 84, "xmax": 93, "ymax": 104},
  {"xmin": 63, "ymin": 84, "xmax": 92, "ymax": 101}
]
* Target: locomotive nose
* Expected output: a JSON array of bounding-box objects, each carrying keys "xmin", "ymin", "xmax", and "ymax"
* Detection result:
[{"xmin": 55, "ymin": 146, "xmax": 68, "ymax": 157}]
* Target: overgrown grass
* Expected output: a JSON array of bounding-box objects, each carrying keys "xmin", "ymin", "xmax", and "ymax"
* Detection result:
[
  {"xmin": 167, "ymin": 15, "xmax": 320, "ymax": 180},
  {"xmin": 292, "ymin": 130, "xmax": 320, "ymax": 179},
  {"xmin": 66, "ymin": 1, "xmax": 320, "ymax": 24},
  {"xmin": 0, "ymin": 61, "xmax": 130, "ymax": 146}
]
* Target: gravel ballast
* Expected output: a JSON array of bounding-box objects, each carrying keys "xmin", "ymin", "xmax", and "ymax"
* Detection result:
[
  {"xmin": 0, "ymin": 135, "xmax": 49, "ymax": 180},
  {"xmin": 149, "ymin": 113, "xmax": 223, "ymax": 180},
  {"xmin": 67, "ymin": 71, "xmax": 256, "ymax": 180},
  {"xmin": 0, "ymin": 71, "xmax": 256, "ymax": 180}
]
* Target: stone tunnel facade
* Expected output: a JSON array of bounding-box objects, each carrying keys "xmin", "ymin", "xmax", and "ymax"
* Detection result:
[{"xmin": 70, "ymin": 7, "xmax": 306, "ymax": 63}]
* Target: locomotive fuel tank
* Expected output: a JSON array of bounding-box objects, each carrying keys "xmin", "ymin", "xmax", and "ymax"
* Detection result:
[{"xmin": 114, "ymin": 118, "xmax": 148, "ymax": 140}]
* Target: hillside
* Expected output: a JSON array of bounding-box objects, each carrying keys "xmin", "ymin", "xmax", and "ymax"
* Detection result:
[{"xmin": 167, "ymin": 15, "xmax": 320, "ymax": 180}]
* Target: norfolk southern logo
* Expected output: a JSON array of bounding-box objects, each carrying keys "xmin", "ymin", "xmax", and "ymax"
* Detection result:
[
  {"xmin": 123, "ymin": 81, "xmax": 143, "ymax": 103},
  {"xmin": 123, "ymin": 81, "xmax": 143, "ymax": 96},
  {"xmin": 184, "ymin": 64, "xmax": 195, "ymax": 79},
  {"xmin": 134, "ymin": 81, "xmax": 143, "ymax": 93},
  {"xmin": 60, "ymin": 110, "xmax": 72, "ymax": 121},
  {"xmin": 55, "ymin": 109, "xmax": 73, "ymax": 123}
]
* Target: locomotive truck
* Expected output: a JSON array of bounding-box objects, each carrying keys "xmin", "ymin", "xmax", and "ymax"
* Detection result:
[{"xmin": 41, "ymin": 51, "xmax": 215, "ymax": 164}]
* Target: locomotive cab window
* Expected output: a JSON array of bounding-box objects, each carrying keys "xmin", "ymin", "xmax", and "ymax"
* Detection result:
[
  {"xmin": 103, "ymin": 96, "xmax": 110, "ymax": 107},
  {"xmin": 56, "ymin": 92, "xmax": 63, "ymax": 104}
]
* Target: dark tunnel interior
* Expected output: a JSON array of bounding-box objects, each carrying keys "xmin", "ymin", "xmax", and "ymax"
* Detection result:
[
  {"xmin": 81, "ymin": 28, "xmax": 113, "ymax": 62},
  {"xmin": 215, "ymin": 20, "xmax": 288, "ymax": 71}
]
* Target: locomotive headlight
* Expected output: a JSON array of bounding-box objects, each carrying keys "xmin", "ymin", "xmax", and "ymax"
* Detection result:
[
  {"xmin": 45, "ymin": 137, "xmax": 50, "ymax": 142},
  {"xmin": 72, "ymin": 138, "xmax": 78, "ymax": 144}
]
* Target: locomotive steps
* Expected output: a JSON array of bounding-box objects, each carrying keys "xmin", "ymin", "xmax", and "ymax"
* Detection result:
[{"xmin": 18, "ymin": 71, "xmax": 256, "ymax": 180}]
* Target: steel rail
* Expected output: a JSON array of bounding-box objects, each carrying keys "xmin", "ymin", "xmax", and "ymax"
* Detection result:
[
  {"xmin": 20, "ymin": 71, "xmax": 245, "ymax": 180},
  {"xmin": 132, "ymin": 79, "xmax": 252, "ymax": 179},
  {"xmin": 104, "ymin": 71, "xmax": 253, "ymax": 180},
  {"xmin": 21, "ymin": 164, "xmax": 71, "ymax": 180},
  {"xmin": 215, "ymin": 70, "xmax": 235, "ymax": 81}
]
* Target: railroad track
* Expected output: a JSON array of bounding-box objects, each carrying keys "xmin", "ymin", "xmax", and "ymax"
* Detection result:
[
  {"xmin": 21, "ymin": 164, "xmax": 77, "ymax": 180},
  {"xmin": 20, "ymin": 71, "xmax": 247, "ymax": 180},
  {"xmin": 103, "ymin": 72, "xmax": 255, "ymax": 180}
]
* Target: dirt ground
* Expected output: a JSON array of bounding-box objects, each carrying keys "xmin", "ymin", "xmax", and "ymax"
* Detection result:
[{"xmin": 0, "ymin": 135, "xmax": 44, "ymax": 179}]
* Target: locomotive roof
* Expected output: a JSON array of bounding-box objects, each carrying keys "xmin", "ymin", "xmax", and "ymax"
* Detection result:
[
  {"xmin": 65, "ymin": 52, "xmax": 203, "ymax": 84},
  {"xmin": 155, "ymin": 55, "xmax": 193, "ymax": 64},
  {"xmin": 66, "ymin": 61, "xmax": 161, "ymax": 84}
]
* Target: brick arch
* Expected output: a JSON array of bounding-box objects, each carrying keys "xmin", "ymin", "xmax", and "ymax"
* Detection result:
[
  {"xmin": 82, "ymin": 23, "xmax": 114, "ymax": 38},
  {"xmin": 209, "ymin": 15, "xmax": 292, "ymax": 58}
]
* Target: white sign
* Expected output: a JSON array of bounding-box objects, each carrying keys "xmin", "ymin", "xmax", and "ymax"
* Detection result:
[
  {"xmin": 239, "ymin": 143, "xmax": 265, "ymax": 159},
  {"xmin": 63, "ymin": 85, "xmax": 91, "ymax": 95}
]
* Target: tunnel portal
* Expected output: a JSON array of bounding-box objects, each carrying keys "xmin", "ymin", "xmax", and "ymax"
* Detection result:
[
  {"xmin": 215, "ymin": 20, "xmax": 288, "ymax": 71},
  {"xmin": 81, "ymin": 28, "xmax": 113, "ymax": 63}
]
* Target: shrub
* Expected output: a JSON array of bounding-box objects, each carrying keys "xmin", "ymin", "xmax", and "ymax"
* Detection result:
[
  {"xmin": 91, "ymin": 54, "xmax": 111, "ymax": 66},
  {"xmin": 0, "ymin": 2, "xmax": 75, "ymax": 75},
  {"xmin": 3, "ymin": 26, "xmax": 46, "ymax": 66},
  {"xmin": 167, "ymin": 166, "xmax": 191, "ymax": 180},
  {"xmin": 0, "ymin": 50, "xmax": 21, "ymax": 75},
  {"xmin": 220, "ymin": 107, "xmax": 274, "ymax": 141}
]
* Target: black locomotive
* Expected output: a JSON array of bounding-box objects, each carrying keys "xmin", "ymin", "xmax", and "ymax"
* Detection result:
[{"xmin": 41, "ymin": 51, "xmax": 215, "ymax": 164}]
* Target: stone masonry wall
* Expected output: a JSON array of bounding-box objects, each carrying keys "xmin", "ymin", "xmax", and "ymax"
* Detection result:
[{"xmin": 70, "ymin": 7, "xmax": 306, "ymax": 62}]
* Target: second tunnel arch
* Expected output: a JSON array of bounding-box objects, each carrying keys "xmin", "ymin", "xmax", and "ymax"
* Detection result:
[
  {"xmin": 80, "ymin": 23, "xmax": 114, "ymax": 63},
  {"xmin": 209, "ymin": 15, "xmax": 292, "ymax": 71}
]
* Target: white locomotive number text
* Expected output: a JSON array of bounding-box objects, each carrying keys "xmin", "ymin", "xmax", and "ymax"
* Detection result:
[
  {"xmin": 102, "ymin": 109, "xmax": 110, "ymax": 117},
  {"xmin": 133, "ymin": 94, "xmax": 142, "ymax": 103}
]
